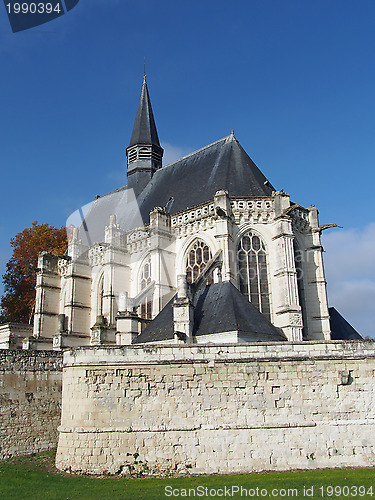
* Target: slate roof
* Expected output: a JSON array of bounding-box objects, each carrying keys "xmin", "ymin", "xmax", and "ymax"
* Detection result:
[
  {"xmin": 133, "ymin": 281, "xmax": 287, "ymax": 344},
  {"xmin": 135, "ymin": 134, "xmax": 275, "ymax": 218},
  {"xmin": 129, "ymin": 77, "xmax": 161, "ymax": 148},
  {"xmin": 77, "ymin": 135, "xmax": 275, "ymax": 245},
  {"xmin": 329, "ymin": 307, "xmax": 363, "ymax": 340}
]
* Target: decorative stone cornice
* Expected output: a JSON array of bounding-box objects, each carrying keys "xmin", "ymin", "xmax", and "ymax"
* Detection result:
[
  {"xmin": 231, "ymin": 197, "xmax": 275, "ymax": 225},
  {"xmin": 57, "ymin": 256, "xmax": 71, "ymax": 277},
  {"xmin": 126, "ymin": 227, "xmax": 150, "ymax": 254},
  {"xmin": 171, "ymin": 197, "xmax": 276, "ymax": 237},
  {"xmin": 171, "ymin": 202, "xmax": 216, "ymax": 229},
  {"xmin": 88, "ymin": 244, "xmax": 107, "ymax": 267}
]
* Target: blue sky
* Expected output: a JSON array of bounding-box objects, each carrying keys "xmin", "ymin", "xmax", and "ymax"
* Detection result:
[{"xmin": 0, "ymin": 0, "xmax": 374, "ymax": 335}]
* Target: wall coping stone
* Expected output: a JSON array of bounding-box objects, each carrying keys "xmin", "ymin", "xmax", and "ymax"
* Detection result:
[{"xmin": 63, "ymin": 340, "xmax": 375, "ymax": 367}]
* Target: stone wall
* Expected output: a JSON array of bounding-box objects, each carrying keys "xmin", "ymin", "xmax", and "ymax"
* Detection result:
[
  {"xmin": 0, "ymin": 350, "xmax": 63, "ymax": 460},
  {"xmin": 56, "ymin": 341, "xmax": 375, "ymax": 475}
]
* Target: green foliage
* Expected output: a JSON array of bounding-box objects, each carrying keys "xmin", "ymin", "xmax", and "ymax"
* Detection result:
[
  {"xmin": 0, "ymin": 221, "xmax": 67, "ymax": 324},
  {"xmin": 0, "ymin": 451, "xmax": 375, "ymax": 500}
]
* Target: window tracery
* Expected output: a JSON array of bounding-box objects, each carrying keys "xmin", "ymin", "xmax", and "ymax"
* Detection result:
[
  {"xmin": 139, "ymin": 257, "xmax": 152, "ymax": 320},
  {"xmin": 294, "ymin": 240, "xmax": 307, "ymax": 338},
  {"xmin": 237, "ymin": 231, "xmax": 271, "ymax": 321},
  {"xmin": 185, "ymin": 240, "xmax": 213, "ymax": 284}
]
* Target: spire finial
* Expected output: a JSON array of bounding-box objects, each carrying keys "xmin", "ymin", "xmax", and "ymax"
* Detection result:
[{"xmin": 143, "ymin": 58, "xmax": 146, "ymax": 82}]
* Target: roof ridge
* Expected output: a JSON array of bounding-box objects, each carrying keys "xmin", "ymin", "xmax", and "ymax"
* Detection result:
[
  {"xmin": 161, "ymin": 134, "xmax": 235, "ymax": 169},
  {"xmin": 102, "ymin": 135, "xmax": 237, "ymax": 198},
  {"xmin": 98, "ymin": 184, "xmax": 127, "ymax": 199}
]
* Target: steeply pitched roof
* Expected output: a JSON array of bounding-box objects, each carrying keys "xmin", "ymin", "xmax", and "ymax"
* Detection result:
[
  {"xmin": 129, "ymin": 77, "xmax": 161, "ymax": 147},
  {"xmin": 133, "ymin": 281, "xmax": 286, "ymax": 344},
  {"xmin": 329, "ymin": 307, "xmax": 363, "ymax": 340},
  {"xmin": 77, "ymin": 135, "xmax": 275, "ymax": 245},
  {"xmin": 135, "ymin": 134, "xmax": 275, "ymax": 218}
]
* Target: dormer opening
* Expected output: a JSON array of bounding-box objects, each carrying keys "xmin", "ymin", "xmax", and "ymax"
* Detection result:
[{"xmin": 139, "ymin": 147, "xmax": 151, "ymax": 160}]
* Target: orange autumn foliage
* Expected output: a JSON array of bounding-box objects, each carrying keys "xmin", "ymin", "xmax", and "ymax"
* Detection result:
[{"xmin": 0, "ymin": 221, "xmax": 68, "ymax": 324}]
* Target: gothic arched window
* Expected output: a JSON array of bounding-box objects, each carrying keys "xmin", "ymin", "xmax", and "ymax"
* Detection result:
[
  {"xmin": 185, "ymin": 240, "xmax": 213, "ymax": 284},
  {"xmin": 237, "ymin": 231, "xmax": 271, "ymax": 321},
  {"xmin": 294, "ymin": 240, "xmax": 307, "ymax": 339},
  {"xmin": 139, "ymin": 257, "xmax": 152, "ymax": 320}
]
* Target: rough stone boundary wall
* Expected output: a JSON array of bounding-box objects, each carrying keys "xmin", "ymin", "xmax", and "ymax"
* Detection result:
[
  {"xmin": 57, "ymin": 341, "xmax": 375, "ymax": 475},
  {"xmin": 0, "ymin": 350, "xmax": 63, "ymax": 460}
]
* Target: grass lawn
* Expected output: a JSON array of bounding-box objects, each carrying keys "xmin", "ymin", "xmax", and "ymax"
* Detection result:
[{"xmin": 0, "ymin": 451, "xmax": 374, "ymax": 500}]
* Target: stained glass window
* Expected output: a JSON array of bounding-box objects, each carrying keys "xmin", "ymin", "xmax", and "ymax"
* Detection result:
[
  {"xmin": 238, "ymin": 231, "xmax": 271, "ymax": 321},
  {"xmin": 185, "ymin": 240, "xmax": 213, "ymax": 285},
  {"xmin": 294, "ymin": 240, "xmax": 307, "ymax": 338},
  {"xmin": 139, "ymin": 257, "xmax": 152, "ymax": 320}
]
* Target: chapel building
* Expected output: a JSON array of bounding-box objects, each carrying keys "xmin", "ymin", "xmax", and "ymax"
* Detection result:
[{"xmin": 28, "ymin": 77, "xmax": 361, "ymax": 350}]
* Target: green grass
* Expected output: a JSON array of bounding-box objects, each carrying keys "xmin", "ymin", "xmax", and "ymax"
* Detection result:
[{"xmin": 0, "ymin": 451, "xmax": 375, "ymax": 499}]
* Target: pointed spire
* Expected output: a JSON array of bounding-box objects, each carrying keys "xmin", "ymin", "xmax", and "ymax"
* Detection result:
[
  {"xmin": 129, "ymin": 78, "xmax": 161, "ymax": 148},
  {"xmin": 126, "ymin": 77, "xmax": 164, "ymax": 194}
]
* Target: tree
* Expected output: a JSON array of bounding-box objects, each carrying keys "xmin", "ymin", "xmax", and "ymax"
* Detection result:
[{"xmin": 0, "ymin": 221, "xmax": 68, "ymax": 324}]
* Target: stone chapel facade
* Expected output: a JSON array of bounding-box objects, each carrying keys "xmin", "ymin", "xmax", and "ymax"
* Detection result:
[
  {"xmin": 2, "ymin": 77, "xmax": 371, "ymax": 477},
  {"xmin": 29, "ymin": 77, "xmax": 359, "ymax": 350}
]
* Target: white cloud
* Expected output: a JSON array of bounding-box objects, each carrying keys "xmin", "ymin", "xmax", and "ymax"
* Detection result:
[
  {"xmin": 322, "ymin": 223, "xmax": 375, "ymax": 338},
  {"xmin": 323, "ymin": 223, "xmax": 375, "ymax": 281}
]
